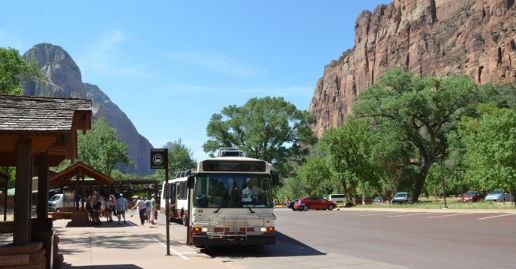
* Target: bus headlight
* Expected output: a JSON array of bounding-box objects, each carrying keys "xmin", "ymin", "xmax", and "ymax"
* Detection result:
[
  {"xmin": 193, "ymin": 226, "xmax": 208, "ymax": 234},
  {"xmin": 261, "ymin": 226, "xmax": 274, "ymax": 234}
]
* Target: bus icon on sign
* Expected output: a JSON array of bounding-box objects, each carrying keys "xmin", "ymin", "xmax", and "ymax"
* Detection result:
[
  {"xmin": 153, "ymin": 154, "xmax": 163, "ymax": 165},
  {"xmin": 150, "ymin": 148, "xmax": 168, "ymax": 169}
]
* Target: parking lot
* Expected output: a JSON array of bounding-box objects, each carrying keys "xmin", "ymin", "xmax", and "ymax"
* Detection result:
[{"xmin": 270, "ymin": 207, "xmax": 516, "ymax": 269}]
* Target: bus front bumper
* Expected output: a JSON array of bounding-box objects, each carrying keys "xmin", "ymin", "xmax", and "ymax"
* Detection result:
[{"xmin": 192, "ymin": 234, "xmax": 275, "ymax": 247}]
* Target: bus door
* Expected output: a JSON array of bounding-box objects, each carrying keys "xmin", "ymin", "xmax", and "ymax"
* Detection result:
[{"xmin": 170, "ymin": 183, "xmax": 177, "ymax": 217}]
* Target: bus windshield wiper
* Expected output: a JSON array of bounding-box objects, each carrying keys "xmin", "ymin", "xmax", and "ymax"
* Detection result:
[{"xmin": 245, "ymin": 204, "xmax": 255, "ymax": 214}]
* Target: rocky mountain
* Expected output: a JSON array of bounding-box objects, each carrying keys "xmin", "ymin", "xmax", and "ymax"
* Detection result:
[
  {"xmin": 22, "ymin": 43, "xmax": 153, "ymax": 176},
  {"xmin": 309, "ymin": 0, "xmax": 515, "ymax": 138}
]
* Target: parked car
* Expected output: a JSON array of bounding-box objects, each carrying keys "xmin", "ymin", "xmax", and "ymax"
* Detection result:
[
  {"xmin": 484, "ymin": 190, "xmax": 511, "ymax": 202},
  {"xmin": 48, "ymin": 193, "xmax": 64, "ymax": 211},
  {"xmin": 391, "ymin": 192, "xmax": 411, "ymax": 204},
  {"xmin": 287, "ymin": 199, "xmax": 299, "ymax": 210},
  {"xmin": 458, "ymin": 191, "xmax": 485, "ymax": 202},
  {"xmin": 294, "ymin": 196, "xmax": 336, "ymax": 211}
]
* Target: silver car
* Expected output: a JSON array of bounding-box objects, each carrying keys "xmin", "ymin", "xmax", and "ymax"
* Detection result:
[
  {"xmin": 485, "ymin": 190, "xmax": 511, "ymax": 202},
  {"xmin": 391, "ymin": 192, "xmax": 412, "ymax": 204}
]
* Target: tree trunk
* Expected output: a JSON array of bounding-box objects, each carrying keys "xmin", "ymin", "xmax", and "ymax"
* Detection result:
[
  {"xmin": 413, "ymin": 159, "xmax": 432, "ymax": 202},
  {"xmin": 341, "ymin": 179, "xmax": 353, "ymax": 206}
]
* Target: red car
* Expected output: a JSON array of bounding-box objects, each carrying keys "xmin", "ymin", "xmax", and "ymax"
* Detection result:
[
  {"xmin": 294, "ymin": 196, "xmax": 336, "ymax": 211},
  {"xmin": 458, "ymin": 191, "xmax": 485, "ymax": 202}
]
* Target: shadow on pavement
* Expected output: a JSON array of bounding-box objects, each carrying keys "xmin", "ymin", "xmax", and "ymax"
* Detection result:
[
  {"xmin": 65, "ymin": 220, "xmax": 139, "ymax": 228},
  {"xmin": 201, "ymin": 231, "xmax": 325, "ymax": 258},
  {"xmin": 58, "ymin": 231, "xmax": 163, "ymax": 256},
  {"xmin": 60, "ymin": 264, "xmax": 143, "ymax": 269}
]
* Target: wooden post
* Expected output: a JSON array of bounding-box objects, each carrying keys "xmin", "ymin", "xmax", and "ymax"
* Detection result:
[
  {"xmin": 14, "ymin": 136, "xmax": 32, "ymax": 245},
  {"xmin": 37, "ymin": 151, "xmax": 49, "ymax": 220}
]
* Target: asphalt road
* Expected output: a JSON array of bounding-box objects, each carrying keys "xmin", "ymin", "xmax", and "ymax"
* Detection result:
[
  {"xmin": 170, "ymin": 208, "xmax": 516, "ymax": 269},
  {"xmin": 273, "ymin": 208, "xmax": 516, "ymax": 268}
]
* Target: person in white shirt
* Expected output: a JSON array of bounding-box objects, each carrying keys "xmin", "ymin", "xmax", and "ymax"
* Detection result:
[
  {"xmin": 242, "ymin": 178, "xmax": 264, "ymax": 203},
  {"xmin": 132, "ymin": 196, "xmax": 147, "ymax": 225}
]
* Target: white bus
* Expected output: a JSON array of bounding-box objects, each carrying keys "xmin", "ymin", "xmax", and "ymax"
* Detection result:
[
  {"xmin": 166, "ymin": 148, "xmax": 279, "ymax": 247},
  {"xmin": 160, "ymin": 171, "xmax": 190, "ymax": 225}
]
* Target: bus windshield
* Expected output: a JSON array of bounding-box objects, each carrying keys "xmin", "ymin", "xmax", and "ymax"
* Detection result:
[{"xmin": 193, "ymin": 173, "xmax": 273, "ymax": 208}]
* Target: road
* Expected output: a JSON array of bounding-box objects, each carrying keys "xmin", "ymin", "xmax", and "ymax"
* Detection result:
[{"xmin": 167, "ymin": 208, "xmax": 516, "ymax": 269}]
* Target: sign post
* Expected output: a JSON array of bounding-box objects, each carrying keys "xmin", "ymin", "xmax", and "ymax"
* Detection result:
[{"xmin": 150, "ymin": 148, "xmax": 170, "ymax": 255}]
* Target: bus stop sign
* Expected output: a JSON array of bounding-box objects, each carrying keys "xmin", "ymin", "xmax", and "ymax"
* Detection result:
[{"xmin": 150, "ymin": 148, "xmax": 168, "ymax": 169}]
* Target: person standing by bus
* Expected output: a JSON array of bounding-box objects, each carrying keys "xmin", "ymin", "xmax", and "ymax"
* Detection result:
[
  {"xmin": 149, "ymin": 194, "xmax": 157, "ymax": 225},
  {"xmin": 132, "ymin": 196, "xmax": 147, "ymax": 225},
  {"xmin": 116, "ymin": 194, "xmax": 128, "ymax": 224}
]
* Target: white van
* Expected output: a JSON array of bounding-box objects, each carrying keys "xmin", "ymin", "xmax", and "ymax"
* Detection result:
[
  {"xmin": 48, "ymin": 193, "xmax": 64, "ymax": 211},
  {"xmin": 328, "ymin": 194, "xmax": 347, "ymax": 206}
]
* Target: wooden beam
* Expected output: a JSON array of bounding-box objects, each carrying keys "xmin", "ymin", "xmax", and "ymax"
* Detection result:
[
  {"xmin": 13, "ymin": 136, "xmax": 32, "ymax": 246},
  {"xmin": 36, "ymin": 152, "xmax": 49, "ymax": 220},
  {"xmin": 0, "ymin": 134, "xmax": 57, "ymax": 153}
]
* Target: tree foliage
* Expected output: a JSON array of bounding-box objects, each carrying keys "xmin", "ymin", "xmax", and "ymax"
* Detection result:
[
  {"xmin": 319, "ymin": 117, "xmax": 378, "ymax": 203},
  {"xmin": 164, "ymin": 139, "xmax": 197, "ymax": 176},
  {"xmin": 203, "ymin": 96, "xmax": 316, "ymax": 176},
  {"xmin": 77, "ymin": 118, "xmax": 131, "ymax": 176},
  {"xmin": 351, "ymin": 68, "xmax": 479, "ymax": 202},
  {"xmin": 459, "ymin": 104, "xmax": 516, "ymax": 192},
  {"xmin": 0, "ymin": 47, "xmax": 42, "ymax": 95}
]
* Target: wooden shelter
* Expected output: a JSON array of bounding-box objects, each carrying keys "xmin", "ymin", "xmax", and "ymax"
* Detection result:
[
  {"xmin": 49, "ymin": 161, "xmax": 113, "ymax": 212},
  {"xmin": 0, "ymin": 94, "xmax": 91, "ymax": 269}
]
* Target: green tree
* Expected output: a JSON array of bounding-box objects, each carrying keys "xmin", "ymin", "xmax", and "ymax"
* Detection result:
[
  {"xmin": 319, "ymin": 117, "xmax": 377, "ymax": 204},
  {"xmin": 295, "ymin": 156, "xmax": 335, "ymax": 196},
  {"xmin": 77, "ymin": 117, "xmax": 131, "ymax": 176},
  {"xmin": 352, "ymin": 68, "xmax": 479, "ymax": 202},
  {"xmin": 459, "ymin": 104, "xmax": 516, "ymax": 194},
  {"xmin": 203, "ymin": 96, "xmax": 316, "ymax": 176},
  {"xmin": 0, "ymin": 47, "xmax": 41, "ymax": 95},
  {"xmin": 164, "ymin": 139, "xmax": 197, "ymax": 177}
]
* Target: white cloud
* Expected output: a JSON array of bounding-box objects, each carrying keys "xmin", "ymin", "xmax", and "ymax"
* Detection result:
[
  {"xmin": 81, "ymin": 30, "xmax": 126, "ymax": 72},
  {"xmin": 163, "ymin": 51, "xmax": 267, "ymax": 80},
  {"xmin": 77, "ymin": 29, "xmax": 152, "ymax": 80}
]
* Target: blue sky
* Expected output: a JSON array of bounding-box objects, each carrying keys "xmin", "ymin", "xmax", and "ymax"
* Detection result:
[{"xmin": 1, "ymin": 0, "xmax": 390, "ymax": 161}]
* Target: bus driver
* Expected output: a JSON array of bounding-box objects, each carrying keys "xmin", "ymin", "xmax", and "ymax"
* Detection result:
[{"xmin": 242, "ymin": 177, "xmax": 264, "ymax": 203}]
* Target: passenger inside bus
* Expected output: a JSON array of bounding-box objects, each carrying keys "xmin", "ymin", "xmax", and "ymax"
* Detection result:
[
  {"xmin": 241, "ymin": 177, "xmax": 265, "ymax": 204},
  {"xmin": 193, "ymin": 174, "xmax": 272, "ymax": 208}
]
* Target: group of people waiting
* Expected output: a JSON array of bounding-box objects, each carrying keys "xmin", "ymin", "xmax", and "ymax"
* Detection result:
[
  {"xmin": 85, "ymin": 191, "xmax": 129, "ymax": 225},
  {"xmin": 131, "ymin": 194, "xmax": 158, "ymax": 225}
]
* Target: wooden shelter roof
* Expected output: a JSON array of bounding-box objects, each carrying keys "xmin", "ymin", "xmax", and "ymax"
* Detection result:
[
  {"xmin": 49, "ymin": 161, "xmax": 113, "ymax": 187},
  {"xmin": 0, "ymin": 94, "xmax": 91, "ymax": 166}
]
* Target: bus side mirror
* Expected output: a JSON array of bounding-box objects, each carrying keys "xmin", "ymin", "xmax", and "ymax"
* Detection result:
[
  {"xmin": 271, "ymin": 173, "xmax": 279, "ymax": 186},
  {"xmin": 187, "ymin": 176, "xmax": 194, "ymax": 188}
]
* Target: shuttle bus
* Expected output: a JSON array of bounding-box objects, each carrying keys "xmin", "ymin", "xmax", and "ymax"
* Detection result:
[
  {"xmin": 162, "ymin": 148, "xmax": 279, "ymax": 247},
  {"xmin": 160, "ymin": 172, "xmax": 189, "ymax": 225}
]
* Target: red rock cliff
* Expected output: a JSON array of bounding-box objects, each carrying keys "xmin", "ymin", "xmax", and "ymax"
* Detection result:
[{"xmin": 309, "ymin": 0, "xmax": 515, "ymax": 138}]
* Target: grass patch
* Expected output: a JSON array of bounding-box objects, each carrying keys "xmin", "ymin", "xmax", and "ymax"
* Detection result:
[{"xmin": 355, "ymin": 197, "xmax": 516, "ymax": 210}]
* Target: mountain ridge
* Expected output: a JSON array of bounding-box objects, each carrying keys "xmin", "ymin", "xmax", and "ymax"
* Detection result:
[
  {"xmin": 309, "ymin": 0, "xmax": 515, "ymax": 138},
  {"xmin": 22, "ymin": 43, "xmax": 154, "ymax": 176}
]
